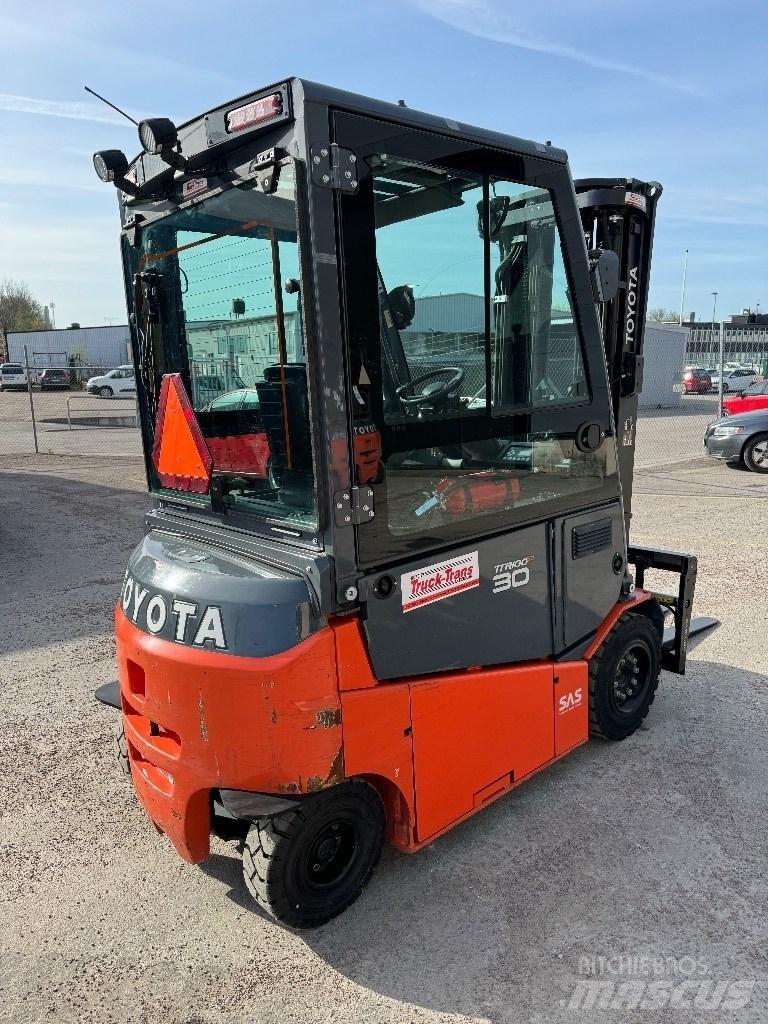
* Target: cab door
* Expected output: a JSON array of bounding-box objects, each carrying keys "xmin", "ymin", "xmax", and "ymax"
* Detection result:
[{"xmin": 333, "ymin": 111, "xmax": 623, "ymax": 679}]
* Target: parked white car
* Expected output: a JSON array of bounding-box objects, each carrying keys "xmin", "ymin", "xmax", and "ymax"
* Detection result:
[
  {"xmin": 86, "ymin": 365, "xmax": 136, "ymax": 398},
  {"xmin": 0, "ymin": 363, "xmax": 28, "ymax": 391},
  {"xmin": 709, "ymin": 367, "xmax": 760, "ymax": 393}
]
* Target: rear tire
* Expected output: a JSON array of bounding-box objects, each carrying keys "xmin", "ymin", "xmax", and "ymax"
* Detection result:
[
  {"xmin": 589, "ymin": 613, "xmax": 661, "ymax": 741},
  {"xmin": 242, "ymin": 780, "xmax": 385, "ymax": 928},
  {"xmin": 742, "ymin": 433, "xmax": 768, "ymax": 473}
]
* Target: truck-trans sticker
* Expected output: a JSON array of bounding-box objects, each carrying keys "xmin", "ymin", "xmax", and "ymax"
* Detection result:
[
  {"xmin": 121, "ymin": 575, "xmax": 228, "ymax": 649},
  {"xmin": 401, "ymin": 551, "xmax": 479, "ymax": 612},
  {"xmin": 492, "ymin": 555, "xmax": 534, "ymax": 594}
]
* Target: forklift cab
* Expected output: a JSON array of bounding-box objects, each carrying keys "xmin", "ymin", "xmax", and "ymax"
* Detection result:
[
  {"xmin": 118, "ymin": 81, "xmax": 628, "ymax": 674},
  {"xmin": 99, "ymin": 80, "xmax": 696, "ymax": 928}
]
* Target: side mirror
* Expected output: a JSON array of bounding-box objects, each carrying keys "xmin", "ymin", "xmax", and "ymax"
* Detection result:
[
  {"xmin": 589, "ymin": 249, "xmax": 620, "ymax": 303},
  {"xmin": 387, "ymin": 284, "xmax": 416, "ymax": 329},
  {"xmin": 476, "ymin": 196, "xmax": 510, "ymax": 240}
]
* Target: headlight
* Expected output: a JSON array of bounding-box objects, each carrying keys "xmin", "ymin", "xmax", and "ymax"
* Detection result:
[{"xmin": 712, "ymin": 425, "xmax": 745, "ymax": 437}]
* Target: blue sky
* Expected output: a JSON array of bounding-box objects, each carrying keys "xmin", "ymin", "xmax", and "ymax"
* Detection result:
[{"xmin": 0, "ymin": 0, "xmax": 765, "ymax": 327}]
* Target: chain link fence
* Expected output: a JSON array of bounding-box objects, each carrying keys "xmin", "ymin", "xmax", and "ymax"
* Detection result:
[
  {"xmin": 0, "ymin": 350, "xmax": 141, "ymax": 458},
  {"xmin": 2, "ymin": 339, "xmax": 767, "ymax": 496}
]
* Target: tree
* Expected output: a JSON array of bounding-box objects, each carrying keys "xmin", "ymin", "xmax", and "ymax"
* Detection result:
[
  {"xmin": 0, "ymin": 279, "xmax": 46, "ymax": 357},
  {"xmin": 647, "ymin": 307, "xmax": 679, "ymax": 323}
]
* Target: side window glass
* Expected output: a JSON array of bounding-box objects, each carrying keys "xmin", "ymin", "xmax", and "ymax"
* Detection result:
[
  {"xmin": 489, "ymin": 179, "xmax": 588, "ymax": 412},
  {"xmin": 358, "ymin": 156, "xmax": 614, "ymax": 544},
  {"xmin": 372, "ymin": 160, "xmax": 485, "ymax": 425}
]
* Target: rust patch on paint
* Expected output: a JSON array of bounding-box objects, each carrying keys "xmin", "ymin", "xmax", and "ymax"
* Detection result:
[
  {"xmin": 197, "ymin": 692, "xmax": 209, "ymax": 742},
  {"xmin": 307, "ymin": 748, "xmax": 345, "ymax": 792},
  {"xmin": 271, "ymin": 707, "xmax": 278, "ymax": 725},
  {"xmin": 316, "ymin": 708, "xmax": 342, "ymax": 729},
  {"xmin": 277, "ymin": 781, "xmax": 300, "ymax": 794},
  {"xmin": 304, "ymin": 707, "xmax": 342, "ymax": 731}
]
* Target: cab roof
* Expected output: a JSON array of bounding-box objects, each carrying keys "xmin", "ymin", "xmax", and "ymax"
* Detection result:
[{"xmin": 131, "ymin": 76, "xmax": 569, "ymax": 178}]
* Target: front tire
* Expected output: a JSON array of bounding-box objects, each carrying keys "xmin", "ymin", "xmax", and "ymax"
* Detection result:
[
  {"xmin": 743, "ymin": 433, "xmax": 768, "ymax": 473},
  {"xmin": 99, "ymin": 385, "xmax": 113, "ymax": 398},
  {"xmin": 589, "ymin": 613, "xmax": 661, "ymax": 741},
  {"xmin": 242, "ymin": 780, "xmax": 385, "ymax": 928}
]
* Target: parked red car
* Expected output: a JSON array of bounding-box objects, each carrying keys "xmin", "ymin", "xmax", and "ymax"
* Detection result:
[
  {"xmin": 722, "ymin": 379, "xmax": 768, "ymax": 416},
  {"xmin": 681, "ymin": 367, "xmax": 712, "ymax": 393}
]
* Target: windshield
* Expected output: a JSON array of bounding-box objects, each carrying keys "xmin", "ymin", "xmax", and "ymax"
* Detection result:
[{"xmin": 124, "ymin": 161, "xmax": 315, "ymax": 530}]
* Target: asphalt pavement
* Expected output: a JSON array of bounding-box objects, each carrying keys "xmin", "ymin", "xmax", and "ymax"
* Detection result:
[{"xmin": 0, "ymin": 453, "xmax": 765, "ymax": 1024}]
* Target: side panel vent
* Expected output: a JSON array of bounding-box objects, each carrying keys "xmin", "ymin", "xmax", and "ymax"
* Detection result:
[{"xmin": 572, "ymin": 518, "xmax": 612, "ymax": 559}]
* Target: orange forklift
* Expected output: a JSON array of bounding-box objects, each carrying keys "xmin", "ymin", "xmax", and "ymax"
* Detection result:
[{"xmin": 94, "ymin": 79, "xmax": 711, "ymax": 927}]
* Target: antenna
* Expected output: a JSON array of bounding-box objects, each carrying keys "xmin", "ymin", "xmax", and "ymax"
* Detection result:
[{"xmin": 84, "ymin": 85, "xmax": 139, "ymax": 126}]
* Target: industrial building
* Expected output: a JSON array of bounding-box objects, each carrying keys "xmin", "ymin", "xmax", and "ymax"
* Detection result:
[
  {"xmin": 4, "ymin": 300, "xmax": 690, "ymax": 409},
  {"xmin": 5, "ymin": 324, "xmax": 131, "ymax": 373}
]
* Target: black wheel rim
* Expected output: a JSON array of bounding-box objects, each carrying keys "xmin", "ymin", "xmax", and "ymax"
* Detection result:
[
  {"xmin": 611, "ymin": 641, "xmax": 653, "ymax": 715},
  {"xmin": 304, "ymin": 820, "xmax": 358, "ymax": 888}
]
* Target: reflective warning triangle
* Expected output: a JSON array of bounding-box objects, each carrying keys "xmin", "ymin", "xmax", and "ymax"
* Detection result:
[{"xmin": 152, "ymin": 374, "xmax": 212, "ymax": 493}]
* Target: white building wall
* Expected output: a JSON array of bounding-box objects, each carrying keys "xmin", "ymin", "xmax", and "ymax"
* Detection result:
[
  {"xmin": 638, "ymin": 324, "xmax": 688, "ymax": 408},
  {"xmin": 7, "ymin": 325, "xmax": 130, "ymax": 369}
]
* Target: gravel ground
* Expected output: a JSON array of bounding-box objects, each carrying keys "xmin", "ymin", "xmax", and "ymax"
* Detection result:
[{"xmin": 0, "ymin": 453, "xmax": 766, "ymax": 1024}]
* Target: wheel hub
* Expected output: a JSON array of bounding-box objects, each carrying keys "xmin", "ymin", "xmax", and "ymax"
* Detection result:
[
  {"xmin": 306, "ymin": 821, "xmax": 356, "ymax": 887},
  {"xmin": 613, "ymin": 643, "xmax": 651, "ymax": 713}
]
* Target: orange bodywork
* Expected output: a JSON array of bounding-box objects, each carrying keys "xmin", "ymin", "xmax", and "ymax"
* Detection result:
[{"xmin": 116, "ymin": 590, "xmax": 654, "ymax": 862}]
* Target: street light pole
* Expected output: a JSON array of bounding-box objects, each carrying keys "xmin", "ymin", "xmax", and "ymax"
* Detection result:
[
  {"xmin": 712, "ymin": 291, "xmax": 724, "ymax": 417},
  {"xmin": 679, "ymin": 249, "xmax": 688, "ymax": 325}
]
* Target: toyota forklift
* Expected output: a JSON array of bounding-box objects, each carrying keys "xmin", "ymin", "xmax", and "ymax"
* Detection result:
[{"xmin": 94, "ymin": 79, "xmax": 706, "ymax": 928}]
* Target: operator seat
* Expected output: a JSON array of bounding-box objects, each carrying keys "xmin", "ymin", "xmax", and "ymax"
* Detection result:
[{"xmin": 255, "ymin": 363, "xmax": 313, "ymax": 509}]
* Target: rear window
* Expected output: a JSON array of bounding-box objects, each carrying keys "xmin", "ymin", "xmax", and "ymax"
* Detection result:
[{"xmin": 1, "ymin": 365, "xmax": 24, "ymax": 375}]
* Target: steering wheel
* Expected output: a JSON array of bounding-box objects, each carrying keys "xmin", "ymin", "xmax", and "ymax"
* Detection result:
[{"xmin": 395, "ymin": 367, "xmax": 465, "ymax": 408}]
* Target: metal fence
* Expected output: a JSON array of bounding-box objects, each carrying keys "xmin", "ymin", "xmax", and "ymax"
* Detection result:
[
  {"xmin": 0, "ymin": 351, "xmax": 141, "ymax": 458},
  {"xmin": 2, "ymin": 344, "xmax": 766, "ymax": 497}
]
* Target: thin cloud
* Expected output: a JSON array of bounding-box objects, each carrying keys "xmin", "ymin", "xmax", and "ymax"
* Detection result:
[
  {"xmin": 413, "ymin": 0, "xmax": 702, "ymax": 95},
  {"xmin": 0, "ymin": 93, "xmax": 134, "ymax": 127}
]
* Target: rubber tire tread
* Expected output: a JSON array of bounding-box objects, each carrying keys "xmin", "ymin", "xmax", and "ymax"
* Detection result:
[
  {"xmin": 588, "ymin": 612, "xmax": 661, "ymax": 741},
  {"xmin": 242, "ymin": 779, "xmax": 385, "ymax": 929}
]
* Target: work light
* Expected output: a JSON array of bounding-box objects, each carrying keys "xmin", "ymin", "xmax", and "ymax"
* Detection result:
[
  {"xmin": 92, "ymin": 150, "xmax": 139, "ymax": 196},
  {"xmin": 138, "ymin": 117, "xmax": 178, "ymax": 156},
  {"xmin": 93, "ymin": 149, "xmax": 128, "ymax": 182}
]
